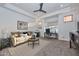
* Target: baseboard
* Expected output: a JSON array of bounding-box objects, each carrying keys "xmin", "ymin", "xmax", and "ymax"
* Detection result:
[{"xmin": 59, "ymin": 37, "xmax": 70, "ymax": 41}]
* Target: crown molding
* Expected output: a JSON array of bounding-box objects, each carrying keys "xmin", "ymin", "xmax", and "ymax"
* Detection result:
[
  {"xmin": 2, "ymin": 4, "xmax": 36, "ymax": 19},
  {"xmin": 40, "ymin": 7, "xmax": 71, "ymax": 19}
]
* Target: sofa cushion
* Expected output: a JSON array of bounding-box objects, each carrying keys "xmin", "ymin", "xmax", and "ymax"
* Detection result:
[
  {"xmin": 20, "ymin": 34, "xmax": 25, "ymax": 37},
  {"xmin": 11, "ymin": 32, "xmax": 20, "ymax": 37}
]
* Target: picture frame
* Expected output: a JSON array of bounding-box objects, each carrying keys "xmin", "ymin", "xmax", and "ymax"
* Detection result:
[{"xmin": 17, "ymin": 21, "xmax": 28, "ymax": 30}]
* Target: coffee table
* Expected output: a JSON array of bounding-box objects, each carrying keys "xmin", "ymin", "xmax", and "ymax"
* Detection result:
[{"xmin": 28, "ymin": 38, "xmax": 39, "ymax": 48}]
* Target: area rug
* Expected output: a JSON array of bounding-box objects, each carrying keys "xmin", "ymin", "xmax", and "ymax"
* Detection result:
[{"xmin": 8, "ymin": 39, "xmax": 50, "ymax": 56}]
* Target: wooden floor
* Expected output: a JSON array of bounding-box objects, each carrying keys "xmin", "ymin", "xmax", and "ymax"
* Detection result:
[
  {"xmin": 0, "ymin": 38, "xmax": 79, "ymax": 56},
  {"xmin": 35, "ymin": 39, "xmax": 79, "ymax": 56}
]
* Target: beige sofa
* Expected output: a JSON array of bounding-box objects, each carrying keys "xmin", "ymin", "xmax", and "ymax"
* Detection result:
[{"xmin": 11, "ymin": 32, "xmax": 32, "ymax": 46}]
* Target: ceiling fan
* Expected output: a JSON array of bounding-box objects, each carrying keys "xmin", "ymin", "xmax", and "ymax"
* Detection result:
[{"xmin": 33, "ymin": 3, "xmax": 46, "ymax": 13}]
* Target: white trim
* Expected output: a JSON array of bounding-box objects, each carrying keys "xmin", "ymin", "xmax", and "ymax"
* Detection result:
[
  {"xmin": 40, "ymin": 7, "xmax": 71, "ymax": 19},
  {"xmin": 3, "ymin": 4, "xmax": 36, "ymax": 19},
  {"xmin": 59, "ymin": 37, "xmax": 70, "ymax": 41}
]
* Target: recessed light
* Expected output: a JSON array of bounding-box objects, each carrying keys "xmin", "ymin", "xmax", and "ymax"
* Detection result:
[{"xmin": 60, "ymin": 4, "xmax": 64, "ymax": 7}]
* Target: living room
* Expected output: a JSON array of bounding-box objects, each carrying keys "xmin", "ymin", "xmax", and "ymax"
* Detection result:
[{"xmin": 0, "ymin": 3, "xmax": 79, "ymax": 56}]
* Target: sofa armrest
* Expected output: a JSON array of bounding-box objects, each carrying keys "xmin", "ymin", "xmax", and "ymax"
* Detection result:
[{"xmin": 11, "ymin": 36, "xmax": 17, "ymax": 46}]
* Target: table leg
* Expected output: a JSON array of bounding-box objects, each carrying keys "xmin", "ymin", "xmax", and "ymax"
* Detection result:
[
  {"xmin": 32, "ymin": 41, "xmax": 34, "ymax": 48},
  {"xmin": 38, "ymin": 40, "xmax": 39, "ymax": 45},
  {"xmin": 70, "ymin": 40, "xmax": 72, "ymax": 48}
]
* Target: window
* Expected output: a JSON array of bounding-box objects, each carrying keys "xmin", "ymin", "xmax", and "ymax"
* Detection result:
[{"xmin": 64, "ymin": 15, "xmax": 73, "ymax": 22}]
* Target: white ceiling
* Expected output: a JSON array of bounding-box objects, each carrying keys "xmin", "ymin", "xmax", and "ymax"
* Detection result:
[
  {"xmin": 11, "ymin": 3, "xmax": 74, "ymax": 17},
  {"xmin": 1, "ymin": 3, "xmax": 79, "ymax": 18}
]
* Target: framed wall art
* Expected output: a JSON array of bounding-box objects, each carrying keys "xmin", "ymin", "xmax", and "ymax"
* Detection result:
[{"xmin": 17, "ymin": 21, "xmax": 28, "ymax": 30}]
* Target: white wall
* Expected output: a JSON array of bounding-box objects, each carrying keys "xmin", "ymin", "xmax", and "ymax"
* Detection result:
[
  {"xmin": 0, "ymin": 4, "xmax": 79, "ymax": 40},
  {"xmin": 29, "ymin": 16, "xmax": 58, "ymax": 37},
  {"xmin": 58, "ymin": 10, "xmax": 77, "ymax": 41},
  {"xmin": 31, "ymin": 6, "xmax": 79, "ymax": 40},
  {"xmin": 44, "ymin": 16, "xmax": 58, "ymax": 31},
  {"xmin": 44, "ymin": 16, "xmax": 58, "ymax": 28},
  {"xmin": 43, "ymin": 7, "xmax": 79, "ymax": 41},
  {"xmin": 0, "ymin": 7, "xmax": 32, "ymax": 38},
  {"xmin": 57, "ymin": 6, "xmax": 79, "ymax": 41},
  {"xmin": 28, "ymin": 18, "xmax": 45, "ymax": 37},
  {"xmin": 75, "ymin": 8, "xmax": 79, "ymax": 31}
]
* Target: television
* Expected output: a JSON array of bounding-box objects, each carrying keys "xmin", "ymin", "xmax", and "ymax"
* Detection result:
[{"xmin": 46, "ymin": 28, "xmax": 50, "ymax": 34}]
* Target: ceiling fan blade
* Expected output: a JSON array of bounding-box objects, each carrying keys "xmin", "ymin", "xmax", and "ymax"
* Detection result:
[
  {"xmin": 40, "ymin": 3, "xmax": 43, "ymax": 10},
  {"xmin": 41, "ymin": 10, "xmax": 46, "ymax": 13},
  {"xmin": 33, "ymin": 10, "xmax": 39, "ymax": 12},
  {"xmin": 33, "ymin": 3, "xmax": 47, "ymax": 13}
]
